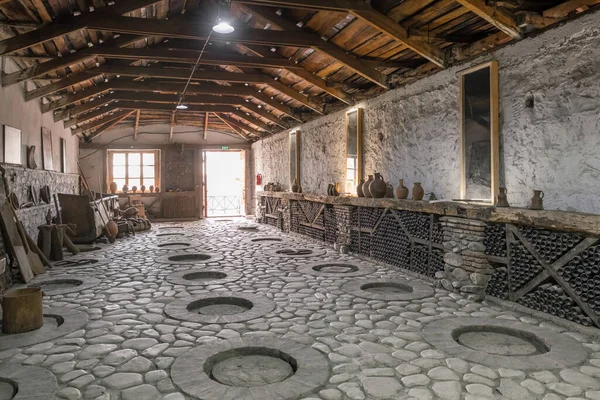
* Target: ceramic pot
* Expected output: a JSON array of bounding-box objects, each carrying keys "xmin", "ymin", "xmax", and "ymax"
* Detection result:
[
  {"xmin": 412, "ymin": 182, "xmax": 424, "ymax": 200},
  {"xmin": 155, "ymin": 187, "xmax": 160, "ymax": 194},
  {"xmin": 291, "ymin": 179, "xmax": 299, "ymax": 193},
  {"xmin": 529, "ymin": 190, "xmax": 544, "ymax": 210},
  {"xmin": 109, "ymin": 182, "xmax": 118, "ymax": 194},
  {"xmin": 140, "ymin": 185, "xmax": 146, "ymax": 194},
  {"xmin": 122, "ymin": 185, "xmax": 129, "ymax": 194},
  {"xmin": 131, "ymin": 186, "xmax": 137, "ymax": 194},
  {"xmin": 496, "ymin": 187, "xmax": 510, "ymax": 207},
  {"xmin": 327, "ymin": 184, "xmax": 334, "ymax": 196},
  {"xmin": 363, "ymin": 175, "xmax": 374, "ymax": 198},
  {"xmin": 357, "ymin": 179, "xmax": 365, "ymax": 197},
  {"xmin": 395, "ymin": 179, "xmax": 409, "ymax": 199},
  {"xmin": 149, "ymin": 185, "xmax": 155, "ymax": 193},
  {"xmin": 369, "ymin": 173, "xmax": 387, "ymax": 199},
  {"xmin": 333, "ymin": 182, "xmax": 341, "ymax": 196},
  {"xmin": 385, "ymin": 183, "xmax": 394, "ymax": 198}
]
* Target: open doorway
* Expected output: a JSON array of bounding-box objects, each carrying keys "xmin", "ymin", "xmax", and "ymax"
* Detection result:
[{"xmin": 203, "ymin": 151, "xmax": 245, "ymax": 217}]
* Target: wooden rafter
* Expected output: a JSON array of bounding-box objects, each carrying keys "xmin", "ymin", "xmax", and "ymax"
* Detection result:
[
  {"xmin": 72, "ymin": 110, "xmax": 132, "ymax": 135},
  {"xmin": 169, "ymin": 111, "xmax": 176, "ymax": 142},
  {"xmin": 214, "ymin": 113, "xmax": 251, "ymax": 141},
  {"xmin": 203, "ymin": 113, "xmax": 209, "ymax": 140},
  {"xmin": 134, "ymin": 110, "xmax": 141, "ymax": 140},
  {"xmin": 233, "ymin": 0, "xmax": 371, "ymax": 11},
  {"xmin": 454, "ymin": 0, "xmax": 522, "ymax": 39},
  {"xmin": 87, "ymin": 111, "xmax": 136, "ymax": 140},
  {"xmin": 543, "ymin": 0, "xmax": 600, "ymax": 17}
]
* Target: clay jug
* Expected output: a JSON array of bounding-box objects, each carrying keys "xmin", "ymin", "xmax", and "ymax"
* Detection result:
[
  {"xmin": 385, "ymin": 183, "xmax": 394, "ymax": 198},
  {"xmin": 131, "ymin": 186, "xmax": 137, "ymax": 194},
  {"xmin": 412, "ymin": 182, "xmax": 424, "ymax": 200},
  {"xmin": 357, "ymin": 179, "xmax": 365, "ymax": 197},
  {"xmin": 333, "ymin": 182, "xmax": 341, "ymax": 196},
  {"xmin": 149, "ymin": 185, "xmax": 155, "ymax": 193},
  {"xmin": 109, "ymin": 182, "xmax": 118, "ymax": 194},
  {"xmin": 155, "ymin": 186, "xmax": 160, "ymax": 193},
  {"xmin": 496, "ymin": 187, "xmax": 510, "ymax": 207},
  {"xmin": 122, "ymin": 185, "xmax": 129, "ymax": 194},
  {"xmin": 291, "ymin": 179, "xmax": 299, "ymax": 193},
  {"xmin": 369, "ymin": 173, "xmax": 387, "ymax": 199},
  {"xmin": 363, "ymin": 175, "xmax": 374, "ymax": 198},
  {"xmin": 327, "ymin": 184, "xmax": 334, "ymax": 196},
  {"xmin": 140, "ymin": 185, "xmax": 146, "ymax": 194},
  {"xmin": 395, "ymin": 179, "xmax": 409, "ymax": 199},
  {"xmin": 529, "ymin": 190, "xmax": 544, "ymax": 210}
]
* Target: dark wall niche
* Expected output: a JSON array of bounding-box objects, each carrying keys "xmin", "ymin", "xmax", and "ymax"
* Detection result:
[{"xmin": 165, "ymin": 147, "xmax": 195, "ymax": 192}]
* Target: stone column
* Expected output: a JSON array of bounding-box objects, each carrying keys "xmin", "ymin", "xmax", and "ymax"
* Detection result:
[
  {"xmin": 435, "ymin": 217, "xmax": 492, "ymax": 301},
  {"xmin": 334, "ymin": 205, "xmax": 352, "ymax": 253}
]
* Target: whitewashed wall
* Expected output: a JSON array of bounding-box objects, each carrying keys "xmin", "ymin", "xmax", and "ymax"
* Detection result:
[{"xmin": 252, "ymin": 10, "xmax": 600, "ymax": 214}]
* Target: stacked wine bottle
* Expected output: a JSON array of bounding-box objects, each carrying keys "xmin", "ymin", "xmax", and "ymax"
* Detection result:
[
  {"xmin": 484, "ymin": 223, "xmax": 507, "ymax": 257},
  {"xmin": 396, "ymin": 210, "xmax": 430, "ymax": 240},
  {"xmin": 430, "ymin": 249, "xmax": 445, "ymax": 275},
  {"xmin": 298, "ymin": 224, "xmax": 325, "ymax": 241},
  {"xmin": 324, "ymin": 206, "xmax": 338, "ymax": 244},
  {"xmin": 410, "ymin": 244, "xmax": 430, "ymax": 275},
  {"xmin": 517, "ymin": 283, "xmax": 593, "ymax": 326},
  {"xmin": 509, "ymin": 240, "xmax": 544, "ymax": 292},
  {"xmin": 371, "ymin": 213, "xmax": 411, "ymax": 270},
  {"xmin": 486, "ymin": 266, "xmax": 509, "ymax": 299},
  {"xmin": 558, "ymin": 243, "xmax": 600, "ymax": 315},
  {"xmin": 359, "ymin": 208, "xmax": 384, "ymax": 230},
  {"xmin": 431, "ymin": 220, "xmax": 444, "ymax": 244},
  {"xmin": 518, "ymin": 225, "xmax": 582, "ymax": 264}
]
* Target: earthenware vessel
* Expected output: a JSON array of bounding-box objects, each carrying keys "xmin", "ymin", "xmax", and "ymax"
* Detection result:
[
  {"xmin": 122, "ymin": 185, "xmax": 129, "ymax": 194},
  {"xmin": 496, "ymin": 187, "xmax": 510, "ymax": 207},
  {"xmin": 140, "ymin": 185, "xmax": 146, "ymax": 194},
  {"xmin": 327, "ymin": 184, "xmax": 334, "ymax": 196},
  {"xmin": 369, "ymin": 173, "xmax": 387, "ymax": 198},
  {"xmin": 395, "ymin": 179, "xmax": 409, "ymax": 199},
  {"xmin": 529, "ymin": 190, "xmax": 544, "ymax": 210},
  {"xmin": 1, "ymin": 288, "xmax": 43, "ymax": 334},
  {"xmin": 297, "ymin": 183, "xmax": 303, "ymax": 194},
  {"xmin": 362, "ymin": 175, "xmax": 374, "ymax": 198},
  {"xmin": 386, "ymin": 183, "xmax": 394, "ymax": 198},
  {"xmin": 109, "ymin": 182, "xmax": 118, "ymax": 194},
  {"xmin": 131, "ymin": 186, "xmax": 137, "ymax": 194},
  {"xmin": 334, "ymin": 182, "xmax": 341, "ymax": 196},
  {"xmin": 357, "ymin": 179, "xmax": 365, "ymax": 197},
  {"xmin": 155, "ymin": 186, "xmax": 160, "ymax": 193},
  {"xmin": 291, "ymin": 179, "xmax": 299, "ymax": 193},
  {"xmin": 412, "ymin": 182, "xmax": 424, "ymax": 200}
]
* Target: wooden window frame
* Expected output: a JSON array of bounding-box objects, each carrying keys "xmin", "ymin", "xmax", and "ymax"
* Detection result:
[{"xmin": 107, "ymin": 150, "xmax": 160, "ymax": 192}]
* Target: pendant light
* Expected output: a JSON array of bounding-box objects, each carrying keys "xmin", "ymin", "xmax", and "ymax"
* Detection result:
[{"xmin": 213, "ymin": 0, "xmax": 234, "ymax": 34}]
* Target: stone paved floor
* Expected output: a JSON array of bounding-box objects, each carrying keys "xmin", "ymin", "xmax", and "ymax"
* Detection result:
[{"xmin": 3, "ymin": 220, "xmax": 600, "ymax": 400}]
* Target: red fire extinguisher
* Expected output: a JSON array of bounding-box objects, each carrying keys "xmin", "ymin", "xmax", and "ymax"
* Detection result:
[{"xmin": 256, "ymin": 173, "xmax": 262, "ymax": 186}]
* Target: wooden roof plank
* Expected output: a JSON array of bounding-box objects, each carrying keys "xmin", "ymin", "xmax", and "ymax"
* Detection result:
[{"xmin": 454, "ymin": 0, "xmax": 522, "ymax": 38}]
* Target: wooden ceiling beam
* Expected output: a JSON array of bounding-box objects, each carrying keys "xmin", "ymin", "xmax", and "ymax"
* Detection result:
[
  {"xmin": 72, "ymin": 110, "xmax": 132, "ymax": 135},
  {"xmin": 543, "ymin": 0, "xmax": 600, "ymax": 18},
  {"xmin": 214, "ymin": 113, "xmax": 252, "ymax": 141},
  {"xmin": 217, "ymin": 114, "xmax": 262, "ymax": 138},
  {"xmin": 169, "ymin": 111, "xmax": 176, "ymax": 141},
  {"xmin": 203, "ymin": 112, "xmax": 209, "ymax": 140},
  {"xmin": 241, "ymin": 4, "xmax": 387, "ymax": 90},
  {"xmin": 233, "ymin": 0, "xmax": 372, "ymax": 11},
  {"xmin": 351, "ymin": 10, "xmax": 449, "ymax": 68},
  {"xmin": 91, "ymin": 48, "xmax": 305, "ymax": 70},
  {"xmin": 25, "ymin": 72, "xmax": 99, "ymax": 101},
  {"xmin": 64, "ymin": 104, "xmax": 120, "ymax": 128},
  {"xmin": 134, "ymin": 110, "xmax": 141, "ymax": 140},
  {"xmin": 454, "ymin": 0, "xmax": 522, "ymax": 39},
  {"xmin": 56, "ymin": 96, "xmax": 117, "ymax": 122},
  {"xmin": 0, "ymin": 0, "xmax": 162, "ymax": 56},
  {"xmin": 87, "ymin": 111, "xmax": 136, "ymax": 140}
]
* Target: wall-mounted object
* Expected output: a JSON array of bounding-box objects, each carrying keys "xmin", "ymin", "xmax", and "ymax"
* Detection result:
[
  {"xmin": 27, "ymin": 146, "xmax": 37, "ymax": 169},
  {"xmin": 412, "ymin": 182, "xmax": 424, "ymax": 200},
  {"xmin": 41, "ymin": 127, "xmax": 54, "ymax": 170},
  {"xmin": 497, "ymin": 187, "xmax": 510, "ymax": 207},
  {"xmin": 346, "ymin": 108, "xmax": 363, "ymax": 195},
  {"xmin": 458, "ymin": 61, "xmax": 500, "ymax": 204},
  {"xmin": 395, "ymin": 179, "xmax": 409, "ymax": 199},
  {"xmin": 3, "ymin": 125, "xmax": 22, "ymax": 165},
  {"xmin": 60, "ymin": 138, "xmax": 67, "ymax": 173},
  {"xmin": 289, "ymin": 131, "xmax": 300, "ymax": 189},
  {"xmin": 529, "ymin": 190, "xmax": 544, "ymax": 210}
]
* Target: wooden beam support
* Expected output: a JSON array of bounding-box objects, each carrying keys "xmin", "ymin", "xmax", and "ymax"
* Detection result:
[
  {"xmin": 169, "ymin": 111, "xmax": 176, "ymax": 141},
  {"xmin": 241, "ymin": 4, "xmax": 386, "ymax": 91},
  {"xmin": 72, "ymin": 110, "xmax": 132, "ymax": 135},
  {"xmin": 87, "ymin": 111, "xmax": 136, "ymax": 140},
  {"xmin": 25, "ymin": 72, "xmax": 99, "ymax": 101},
  {"xmin": 543, "ymin": 0, "xmax": 600, "ymax": 18},
  {"xmin": 134, "ymin": 110, "xmax": 140, "ymax": 140},
  {"xmin": 352, "ymin": 10, "xmax": 449, "ymax": 68},
  {"xmin": 214, "ymin": 113, "xmax": 251, "ymax": 141},
  {"xmin": 455, "ymin": 0, "xmax": 522, "ymax": 39},
  {"xmin": 64, "ymin": 104, "xmax": 119, "ymax": 128},
  {"xmin": 203, "ymin": 112, "xmax": 209, "ymax": 140},
  {"xmin": 0, "ymin": 0, "xmax": 162, "ymax": 56},
  {"xmin": 55, "ymin": 96, "xmax": 116, "ymax": 122},
  {"xmin": 233, "ymin": 0, "xmax": 372, "ymax": 11}
]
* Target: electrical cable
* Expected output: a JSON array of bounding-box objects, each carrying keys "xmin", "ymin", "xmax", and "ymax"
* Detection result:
[{"xmin": 175, "ymin": 29, "xmax": 213, "ymax": 110}]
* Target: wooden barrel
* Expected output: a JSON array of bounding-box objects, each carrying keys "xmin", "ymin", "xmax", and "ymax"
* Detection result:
[{"xmin": 1, "ymin": 288, "xmax": 43, "ymax": 334}]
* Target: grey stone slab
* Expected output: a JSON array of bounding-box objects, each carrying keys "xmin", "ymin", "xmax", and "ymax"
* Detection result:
[
  {"xmin": 341, "ymin": 278, "xmax": 435, "ymax": 301},
  {"xmin": 0, "ymin": 364, "xmax": 57, "ymax": 400}
]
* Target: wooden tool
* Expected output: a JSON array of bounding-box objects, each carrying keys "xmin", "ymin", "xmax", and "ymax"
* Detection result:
[
  {"xmin": 9, "ymin": 204, "xmax": 44, "ymax": 275},
  {"xmin": 0, "ymin": 201, "xmax": 33, "ymax": 282}
]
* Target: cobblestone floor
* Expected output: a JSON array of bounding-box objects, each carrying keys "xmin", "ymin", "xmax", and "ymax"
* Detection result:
[{"xmin": 2, "ymin": 220, "xmax": 600, "ymax": 400}]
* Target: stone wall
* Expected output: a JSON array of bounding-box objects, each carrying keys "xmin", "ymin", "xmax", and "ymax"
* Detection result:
[{"xmin": 252, "ymin": 10, "xmax": 600, "ymax": 214}]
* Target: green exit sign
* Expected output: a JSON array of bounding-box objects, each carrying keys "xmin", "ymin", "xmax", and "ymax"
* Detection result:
[{"xmin": 221, "ymin": 146, "xmax": 229, "ymax": 150}]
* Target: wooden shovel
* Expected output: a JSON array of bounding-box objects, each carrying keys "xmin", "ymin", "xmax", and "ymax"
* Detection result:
[
  {"xmin": 0, "ymin": 201, "xmax": 34, "ymax": 282},
  {"xmin": 9, "ymin": 203, "xmax": 45, "ymax": 275}
]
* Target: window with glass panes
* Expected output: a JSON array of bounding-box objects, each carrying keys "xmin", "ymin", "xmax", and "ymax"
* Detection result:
[{"xmin": 109, "ymin": 151, "xmax": 159, "ymax": 192}]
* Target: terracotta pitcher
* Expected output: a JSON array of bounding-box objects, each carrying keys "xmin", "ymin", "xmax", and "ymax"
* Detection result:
[
  {"xmin": 291, "ymin": 179, "xmax": 299, "ymax": 193},
  {"xmin": 385, "ymin": 183, "xmax": 394, "ymax": 198},
  {"xmin": 357, "ymin": 179, "xmax": 365, "ymax": 197},
  {"xmin": 363, "ymin": 175, "xmax": 374, "ymax": 198},
  {"xmin": 412, "ymin": 182, "xmax": 424, "ymax": 200},
  {"xmin": 395, "ymin": 179, "xmax": 409, "ymax": 199},
  {"xmin": 496, "ymin": 187, "xmax": 510, "ymax": 207},
  {"xmin": 369, "ymin": 173, "xmax": 387, "ymax": 198},
  {"xmin": 109, "ymin": 182, "xmax": 118, "ymax": 194},
  {"xmin": 529, "ymin": 190, "xmax": 544, "ymax": 210}
]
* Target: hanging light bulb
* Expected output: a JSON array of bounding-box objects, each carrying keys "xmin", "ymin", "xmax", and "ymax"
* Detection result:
[{"xmin": 213, "ymin": 0, "xmax": 234, "ymax": 34}]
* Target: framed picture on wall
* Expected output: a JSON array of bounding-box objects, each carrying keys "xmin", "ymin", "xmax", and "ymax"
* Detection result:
[
  {"xmin": 41, "ymin": 127, "xmax": 54, "ymax": 170},
  {"xmin": 3, "ymin": 125, "xmax": 22, "ymax": 165},
  {"xmin": 60, "ymin": 138, "xmax": 67, "ymax": 173}
]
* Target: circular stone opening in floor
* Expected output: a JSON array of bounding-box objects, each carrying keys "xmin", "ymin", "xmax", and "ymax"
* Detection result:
[
  {"xmin": 361, "ymin": 282, "xmax": 413, "ymax": 294},
  {"xmin": 454, "ymin": 326, "xmax": 549, "ymax": 356},
  {"xmin": 184, "ymin": 271, "xmax": 227, "ymax": 281},
  {"xmin": 207, "ymin": 347, "xmax": 297, "ymax": 387},
  {"xmin": 253, "ymin": 237, "xmax": 281, "ymax": 242},
  {"xmin": 170, "ymin": 253, "xmax": 211, "ymax": 262},
  {"xmin": 187, "ymin": 297, "xmax": 254, "ymax": 315},
  {"xmin": 315, "ymin": 264, "xmax": 358, "ymax": 273},
  {"xmin": 238, "ymin": 225, "xmax": 259, "ymax": 231},
  {"xmin": 33, "ymin": 279, "xmax": 81, "ymax": 291},
  {"xmin": 28, "ymin": 275, "xmax": 100, "ymax": 295},
  {"xmin": 159, "ymin": 242, "xmax": 190, "ymax": 248},
  {"xmin": 165, "ymin": 292, "xmax": 275, "ymax": 324},
  {"xmin": 299, "ymin": 261, "xmax": 376, "ymax": 277},
  {"xmin": 0, "ymin": 379, "xmax": 16, "ymax": 400},
  {"xmin": 341, "ymin": 278, "xmax": 434, "ymax": 300},
  {"xmin": 158, "ymin": 226, "xmax": 184, "ymax": 230},
  {"xmin": 423, "ymin": 317, "xmax": 589, "ymax": 370},
  {"xmin": 265, "ymin": 248, "xmax": 327, "ymax": 258},
  {"xmin": 53, "ymin": 258, "xmax": 108, "ymax": 269},
  {"xmin": 172, "ymin": 337, "xmax": 330, "ymax": 400},
  {"xmin": 75, "ymin": 245, "xmax": 101, "ymax": 253},
  {"xmin": 156, "ymin": 232, "xmax": 185, "ymax": 237}
]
